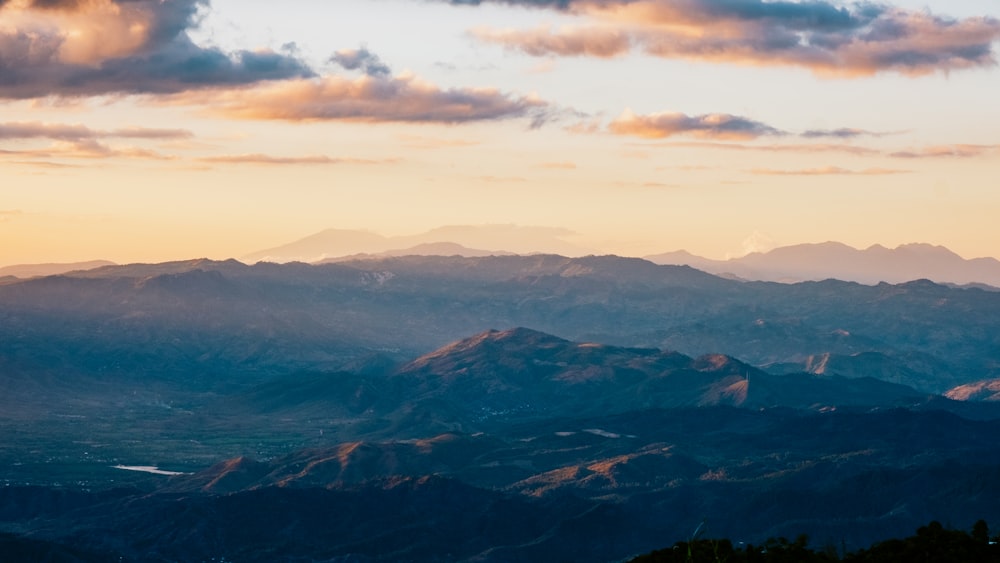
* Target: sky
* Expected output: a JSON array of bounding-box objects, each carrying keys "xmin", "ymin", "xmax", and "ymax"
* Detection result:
[{"xmin": 1, "ymin": 0, "xmax": 998, "ymax": 266}]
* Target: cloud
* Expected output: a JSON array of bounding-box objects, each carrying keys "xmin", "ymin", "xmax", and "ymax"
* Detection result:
[
  {"xmin": 889, "ymin": 144, "xmax": 999, "ymax": 158},
  {"xmin": 198, "ymin": 154, "xmax": 395, "ymax": 165},
  {"xmin": 635, "ymin": 140, "xmax": 998, "ymax": 159},
  {"xmin": 330, "ymin": 46, "xmax": 392, "ymax": 77},
  {"xmin": 441, "ymin": 0, "xmax": 580, "ymax": 6},
  {"xmin": 0, "ymin": 0, "xmax": 313, "ymax": 99},
  {"xmin": 472, "ymin": 26, "xmax": 631, "ymax": 58},
  {"xmin": 168, "ymin": 74, "xmax": 549, "ymax": 125},
  {"xmin": 609, "ymin": 109, "xmax": 784, "ymax": 140},
  {"xmin": 801, "ymin": 128, "xmax": 882, "ymax": 139},
  {"xmin": 0, "ymin": 2, "xmax": 553, "ymax": 129},
  {"xmin": 741, "ymin": 230, "xmax": 776, "ymax": 256},
  {"xmin": 639, "ymin": 140, "xmax": 883, "ymax": 156},
  {"xmin": 451, "ymin": 0, "xmax": 1000, "ymax": 76},
  {"xmin": 0, "ymin": 121, "xmax": 192, "ymax": 141},
  {"xmin": 109, "ymin": 127, "xmax": 195, "ymax": 140},
  {"xmin": 5, "ymin": 160, "xmax": 82, "ymax": 169},
  {"xmin": 0, "ymin": 139, "xmax": 173, "ymax": 160},
  {"xmin": 751, "ymin": 166, "xmax": 910, "ymax": 175},
  {"xmin": 0, "ymin": 121, "xmax": 186, "ymax": 162}
]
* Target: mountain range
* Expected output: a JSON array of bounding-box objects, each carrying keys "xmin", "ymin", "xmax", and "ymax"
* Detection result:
[
  {"xmin": 241, "ymin": 225, "xmax": 589, "ymax": 263},
  {"xmin": 2, "ymin": 254, "xmax": 998, "ymax": 397},
  {"xmin": 2, "ymin": 254, "xmax": 1000, "ymax": 561},
  {"xmin": 0, "ymin": 260, "xmax": 115, "ymax": 280},
  {"xmin": 5, "ymin": 234, "xmax": 998, "ymax": 290},
  {"xmin": 240, "ymin": 227, "xmax": 1000, "ymax": 287},
  {"xmin": 646, "ymin": 241, "xmax": 1000, "ymax": 287}
]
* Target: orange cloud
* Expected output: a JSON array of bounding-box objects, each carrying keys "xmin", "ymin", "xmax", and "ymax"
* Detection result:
[
  {"xmin": 640, "ymin": 141, "xmax": 883, "ymax": 156},
  {"xmin": 609, "ymin": 109, "xmax": 783, "ymax": 140},
  {"xmin": 0, "ymin": 121, "xmax": 191, "ymax": 141},
  {"xmin": 169, "ymin": 75, "xmax": 549, "ymax": 125},
  {"xmin": 0, "ymin": 139, "xmax": 172, "ymax": 160},
  {"xmin": 0, "ymin": 120, "xmax": 187, "ymax": 163},
  {"xmin": 0, "ymin": 0, "xmax": 153, "ymax": 65},
  {"xmin": 632, "ymin": 140, "xmax": 999, "ymax": 159},
  {"xmin": 462, "ymin": 0, "xmax": 1000, "ymax": 76},
  {"xmin": 890, "ymin": 144, "xmax": 1000, "ymax": 158},
  {"xmin": 5, "ymin": 160, "xmax": 82, "ymax": 169},
  {"xmin": 472, "ymin": 26, "xmax": 631, "ymax": 58},
  {"xmin": 801, "ymin": 128, "xmax": 887, "ymax": 139}
]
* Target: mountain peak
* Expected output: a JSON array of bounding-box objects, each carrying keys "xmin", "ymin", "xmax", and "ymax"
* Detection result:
[
  {"xmin": 894, "ymin": 243, "xmax": 959, "ymax": 257},
  {"xmin": 405, "ymin": 328, "xmax": 570, "ymax": 371}
]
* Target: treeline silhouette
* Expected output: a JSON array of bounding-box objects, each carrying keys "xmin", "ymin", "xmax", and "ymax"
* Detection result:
[{"xmin": 630, "ymin": 520, "xmax": 998, "ymax": 562}]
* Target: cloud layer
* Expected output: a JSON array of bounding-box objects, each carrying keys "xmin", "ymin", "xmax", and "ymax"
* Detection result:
[
  {"xmin": 458, "ymin": 0, "xmax": 1000, "ymax": 76},
  {"xmin": 0, "ymin": 1, "xmax": 552, "ymax": 127},
  {"xmin": 0, "ymin": 120, "xmax": 188, "ymax": 161}
]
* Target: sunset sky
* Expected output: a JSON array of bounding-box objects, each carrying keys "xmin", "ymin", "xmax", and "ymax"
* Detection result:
[{"xmin": 1, "ymin": 0, "xmax": 998, "ymax": 266}]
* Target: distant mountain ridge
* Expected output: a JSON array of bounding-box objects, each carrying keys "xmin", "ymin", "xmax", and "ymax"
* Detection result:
[
  {"xmin": 646, "ymin": 242, "xmax": 1000, "ymax": 287},
  {"xmin": 3, "ymin": 254, "xmax": 998, "ymax": 397},
  {"xmin": 319, "ymin": 241, "xmax": 517, "ymax": 262},
  {"xmin": 242, "ymin": 225, "xmax": 589, "ymax": 263},
  {"xmin": 247, "ymin": 228, "xmax": 1000, "ymax": 287},
  {"xmin": 0, "ymin": 260, "xmax": 115, "ymax": 279}
]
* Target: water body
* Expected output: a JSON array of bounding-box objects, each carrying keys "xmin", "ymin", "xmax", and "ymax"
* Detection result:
[{"xmin": 113, "ymin": 465, "xmax": 188, "ymax": 476}]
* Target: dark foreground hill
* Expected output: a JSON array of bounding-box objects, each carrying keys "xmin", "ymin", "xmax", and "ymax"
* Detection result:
[
  {"xmin": 3, "ymin": 403, "xmax": 1000, "ymax": 562},
  {"xmin": 630, "ymin": 520, "xmax": 1000, "ymax": 562}
]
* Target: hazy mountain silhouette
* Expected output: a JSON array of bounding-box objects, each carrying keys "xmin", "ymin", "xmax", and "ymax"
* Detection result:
[
  {"xmin": 319, "ymin": 241, "xmax": 517, "ymax": 262},
  {"xmin": 242, "ymin": 224, "xmax": 590, "ymax": 263},
  {"xmin": 646, "ymin": 242, "xmax": 1000, "ymax": 286},
  {"xmin": 0, "ymin": 260, "xmax": 115, "ymax": 279}
]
